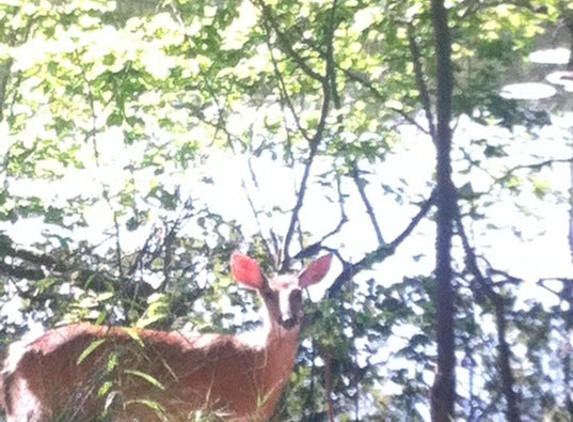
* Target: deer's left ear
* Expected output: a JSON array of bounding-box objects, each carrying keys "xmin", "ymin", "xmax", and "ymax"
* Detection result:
[
  {"xmin": 231, "ymin": 253, "xmax": 264, "ymax": 289},
  {"xmin": 299, "ymin": 254, "xmax": 333, "ymax": 288}
]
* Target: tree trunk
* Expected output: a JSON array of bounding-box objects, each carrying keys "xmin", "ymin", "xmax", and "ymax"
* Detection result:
[{"xmin": 430, "ymin": 0, "xmax": 456, "ymax": 421}]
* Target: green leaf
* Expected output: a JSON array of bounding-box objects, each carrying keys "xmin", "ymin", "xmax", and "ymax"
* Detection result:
[
  {"xmin": 123, "ymin": 370, "xmax": 166, "ymax": 391},
  {"xmin": 106, "ymin": 111, "xmax": 124, "ymax": 126},
  {"xmin": 121, "ymin": 327, "xmax": 145, "ymax": 348},
  {"xmin": 77, "ymin": 339, "xmax": 106, "ymax": 365}
]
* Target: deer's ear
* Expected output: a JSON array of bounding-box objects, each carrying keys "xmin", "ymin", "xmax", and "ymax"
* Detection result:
[
  {"xmin": 231, "ymin": 253, "xmax": 264, "ymax": 289},
  {"xmin": 299, "ymin": 254, "xmax": 333, "ymax": 288}
]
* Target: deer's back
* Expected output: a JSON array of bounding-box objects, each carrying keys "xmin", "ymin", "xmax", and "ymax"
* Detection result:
[{"xmin": 2, "ymin": 323, "xmax": 275, "ymax": 422}]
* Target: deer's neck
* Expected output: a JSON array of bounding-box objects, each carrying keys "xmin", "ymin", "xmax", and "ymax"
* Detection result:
[
  {"xmin": 246, "ymin": 322, "xmax": 300, "ymax": 419},
  {"xmin": 266, "ymin": 322, "xmax": 300, "ymax": 371}
]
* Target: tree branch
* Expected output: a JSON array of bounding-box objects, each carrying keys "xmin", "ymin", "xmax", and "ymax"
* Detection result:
[
  {"xmin": 328, "ymin": 189, "xmax": 435, "ymax": 296},
  {"xmin": 407, "ymin": 22, "xmax": 436, "ymax": 139},
  {"xmin": 292, "ymin": 176, "xmax": 349, "ymax": 261},
  {"xmin": 350, "ymin": 162, "xmax": 384, "ymax": 245},
  {"xmin": 278, "ymin": 0, "xmax": 339, "ymax": 270},
  {"xmin": 455, "ymin": 209, "xmax": 523, "ymax": 422}
]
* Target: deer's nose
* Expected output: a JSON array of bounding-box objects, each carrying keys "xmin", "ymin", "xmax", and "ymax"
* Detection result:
[
  {"xmin": 279, "ymin": 291, "xmax": 297, "ymax": 329},
  {"xmin": 280, "ymin": 316, "xmax": 297, "ymax": 329}
]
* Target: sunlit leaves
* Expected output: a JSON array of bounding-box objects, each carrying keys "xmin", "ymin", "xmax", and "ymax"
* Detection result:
[{"xmin": 0, "ymin": 0, "xmax": 569, "ymax": 420}]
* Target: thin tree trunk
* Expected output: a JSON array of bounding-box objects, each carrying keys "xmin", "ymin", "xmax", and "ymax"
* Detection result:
[
  {"xmin": 493, "ymin": 295, "xmax": 523, "ymax": 422},
  {"xmin": 564, "ymin": 146, "xmax": 573, "ymax": 420},
  {"xmin": 430, "ymin": 0, "xmax": 456, "ymax": 420}
]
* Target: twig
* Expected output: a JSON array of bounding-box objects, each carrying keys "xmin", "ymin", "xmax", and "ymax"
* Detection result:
[
  {"xmin": 277, "ymin": 0, "xmax": 339, "ymax": 270},
  {"xmin": 240, "ymin": 158, "xmax": 273, "ymax": 258},
  {"xmin": 497, "ymin": 158, "xmax": 571, "ymax": 182},
  {"xmin": 407, "ymin": 22, "xmax": 436, "ymax": 139},
  {"xmin": 351, "ymin": 162, "xmax": 384, "ymax": 245},
  {"xmin": 455, "ymin": 204, "xmax": 523, "ymax": 422},
  {"xmin": 328, "ymin": 189, "xmax": 435, "ymax": 296},
  {"xmin": 256, "ymin": 1, "xmax": 325, "ymax": 82}
]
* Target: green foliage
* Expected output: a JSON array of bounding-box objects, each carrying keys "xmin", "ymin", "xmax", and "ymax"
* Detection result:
[{"xmin": 0, "ymin": 0, "xmax": 569, "ymax": 420}]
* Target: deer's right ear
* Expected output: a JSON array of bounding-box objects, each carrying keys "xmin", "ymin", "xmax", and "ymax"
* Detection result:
[{"xmin": 231, "ymin": 253, "xmax": 264, "ymax": 289}]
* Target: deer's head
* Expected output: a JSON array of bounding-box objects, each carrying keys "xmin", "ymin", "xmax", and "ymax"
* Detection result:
[{"xmin": 231, "ymin": 253, "xmax": 333, "ymax": 330}]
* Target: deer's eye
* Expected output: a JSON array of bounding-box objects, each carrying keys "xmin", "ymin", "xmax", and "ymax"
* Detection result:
[
  {"xmin": 289, "ymin": 289, "xmax": 302, "ymax": 305},
  {"xmin": 262, "ymin": 289, "xmax": 275, "ymax": 300}
]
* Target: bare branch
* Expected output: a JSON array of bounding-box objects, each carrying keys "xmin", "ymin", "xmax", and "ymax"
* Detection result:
[
  {"xmin": 278, "ymin": 0, "xmax": 339, "ymax": 270},
  {"xmin": 240, "ymin": 158, "xmax": 274, "ymax": 259},
  {"xmin": 455, "ymin": 205, "xmax": 523, "ymax": 422},
  {"xmin": 341, "ymin": 68, "xmax": 430, "ymax": 134},
  {"xmin": 407, "ymin": 23, "xmax": 436, "ymax": 139},
  {"xmin": 497, "ymin": 158, "xmax": 571, "ymax": 182},
  {"xmin": 292, "ymin": 178, "xmax": 349, "ymax": 261},
  {"xmin": 328, "ymin": 189, "xmax": 435, "ymax": 296},
  {"xmin": 350, "ymin": 162, "xmax": 384, "ymax": 245}
]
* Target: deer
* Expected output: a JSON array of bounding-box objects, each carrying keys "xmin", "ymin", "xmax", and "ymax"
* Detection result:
[{"xmin": 0, "ymin": 252, "xmax": 333, "ymax": 422}]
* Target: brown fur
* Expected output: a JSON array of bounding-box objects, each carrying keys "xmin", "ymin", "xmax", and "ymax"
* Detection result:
[{"xmin": 1, "ymin": 323, "xmax": 298, "ymax": 421}]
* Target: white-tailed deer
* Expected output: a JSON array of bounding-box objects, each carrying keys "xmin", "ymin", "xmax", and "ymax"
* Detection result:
[{"xmin": 0, "ymin": 252, "xmax": 333, "ymax": 422}]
